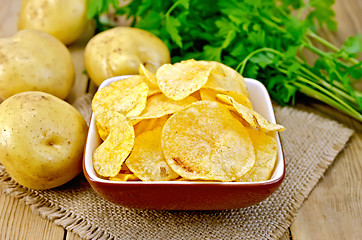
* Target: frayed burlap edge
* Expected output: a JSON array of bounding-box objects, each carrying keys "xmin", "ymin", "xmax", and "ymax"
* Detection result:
[
  {"xmin": 0, "ymin": 168, "xmax": 113, "ymax": 240},
  {"xmin": 268, "ymin": 106, "xmax": 354, "ymax": 240}
]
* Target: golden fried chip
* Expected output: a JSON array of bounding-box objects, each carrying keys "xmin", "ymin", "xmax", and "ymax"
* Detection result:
[
  {"xmin": 199, "ymin": 60, "xmax": 249, "ymax": 97},
  {"xmin": 146, "ymin": 85, "xmax": 162, "ymax": 97},
  {"xmin": 109, "ymin": 164, "xmax": 139, "ymax": 181},
  {"xmin": 126, "ymin": 126, "xmax": 179, "ymax": 181},
  {"xmin": 138, "ymin": 65, "xmax": 161, "ymax": 96},
  {"xmin": 161, "ymin": 101, "xmax": 255, "ymax": 182},
  {"xmin": 93, "ymin": 113, "xmax": 135, "ymax": 177},
  {"xmin": 156, "ymin": 59, "xmax": 212, "ymax": 100},
  {"xmin": 200, "ymin": 88, "xmax": 253, "ymax": 109},
  {"xmin": 139, "ymin": 63, "xmax": 157, "ymax": 85},
  {"xmin": 92, "ymin": 76, "xmax": 149, "ymax": 136},
  {"xmin": 190, "ymin": 90, "xmax": 201, "ymax": 100},
  {"xmin": 96, "ymin": 120, "xmax": 109, "ymax": 141},
  {"xmin": 133, "ymin": 115, "xmax": 170, "ymax": 136},
  {"xmin": 238, "ymin": 127, "xmax": 278, "ymax": 182},
  {"xmin": 129, "ymin": 94, "xmax": 198, "ymax": 122},
  {"xmin": 109, "ymin": 174, "xmax": 139, "ymax": 181},
  {"xmin": 216, "ymin": 94, "xmax": 285, "ymax": 132}
]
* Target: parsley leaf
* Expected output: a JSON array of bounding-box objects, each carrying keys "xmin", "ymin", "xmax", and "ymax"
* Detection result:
[{"xmin": 87, "ymin": 0, "xmax": 362, "ymax": 122}]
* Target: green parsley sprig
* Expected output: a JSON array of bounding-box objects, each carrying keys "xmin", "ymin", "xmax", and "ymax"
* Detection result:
[{"xmin": 87, "ymin": 0, "xmax": 362, "ymax": 121}]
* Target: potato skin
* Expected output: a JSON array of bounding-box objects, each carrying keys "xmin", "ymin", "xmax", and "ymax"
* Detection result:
[
  {"xmin": 0, "ymin": 91, "xmax": 88, "ymax": 190},
  {"xmin": 18, "ymin": 0, "xmax": 88, "ymax": 45},
  {"xmin": 84, "ymin": 27, "xmax": 171, "ymax": 86},
  {"xmin": 0, "ymin": 29, "xmax": 74, "ymax": 101}
]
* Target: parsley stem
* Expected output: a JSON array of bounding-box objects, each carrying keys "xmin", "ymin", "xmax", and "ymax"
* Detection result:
[
  {"xmin": 238, "ymin": 47, "xmax": 356, "ymax": 104},
  {"xmin": 294, "ymin": 82, "xmax": 362, "ymax": 121},
  {"xmin": 259, "ymin": 16, "xmax": 287, "ymax": 34},
  {"xmin": 277, "ymin": 67, "xmax": 362, "ymax": 120},
  {"xmin": 166, "ymin": 1, "xmax": 182, "ymax": 16},
  {"xmin": 307, "ymin": 29, "xmax": 339, "ymax": 52},
  {"xmin": 295, "ymin": 80, "xmax": 358, "ymax": 118},
  {"xmin": 236, "ymin": 47, "xmax": 282, "ymax": 74},
  {"xmin": 293, "ymin": 67, "xmax": 357, "ymax": 105},
  {"xmin": 303, "ymin": 42, "xmax": 351, "ymax": 70},
  {"xmin": 304, "ymin": 42, "xmax": 331, "ymax": 59},
  {"xmin": 295, "ymin": 57, "xmax": 348, "ymax": 92},
  {"xmin": 237, "ymin": 46, "xmax": 360, "ymax": 114},
  {"xmin": 306, "ymin": 29, "xmax": 359, "ymax": 65},
  {"xmin": 304, "ymin": 37, "xmax": 358, "ymax": 69},
  {"xmin": 237, "ymin": 47, "xmax": 358, "ymax": 108},
  {"xmin": 277, "ymin": 67, "xmax": 346, "ymax": 107},
  {"xmin": 294, "ymin": 59, "xmax": 358, "ymax": 104}
]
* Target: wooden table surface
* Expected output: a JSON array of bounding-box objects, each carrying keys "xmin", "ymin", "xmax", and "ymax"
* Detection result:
[{"xmin": 0, "ymin": 0, "xmax": 361, "ymax": 239}]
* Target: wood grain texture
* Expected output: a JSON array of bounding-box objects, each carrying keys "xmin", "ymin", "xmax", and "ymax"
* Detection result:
[
  {"xmin": 290, "ymin": 0, "xmax": 362, "ymax": 239},
  {"xmin": 0, "ymin": 193, "xmax": 65, "ymax": 240},
  {"xmin": 0, "ymin": 0, "xmax": 360, "ymax": 240},
  {"xmin": 290, "ymin": 104, "xmax": 362, "ymax": 240}
]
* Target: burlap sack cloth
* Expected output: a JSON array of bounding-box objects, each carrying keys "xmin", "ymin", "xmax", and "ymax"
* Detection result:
[{"xmin": 0, "ymin": 95, "xmax": 354, "ymax": 240}]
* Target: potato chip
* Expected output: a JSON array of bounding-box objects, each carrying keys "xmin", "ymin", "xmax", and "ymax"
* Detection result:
[
  {"xmin": 92, "ymin": 76, "xmax": 149, "ymax": 136},
  {"xmin": 109, "ymin": 174, "xmax": 139, "ymax": 181},
  {"xmin": 198, "ymin": 60, "xmax": 249, "ymax": 97},
  {"xmin": 190, "ymin": 90, "xmax": 201, "ymax": 100},
  {"xmin": 216, "ymin": 94, "xmax": 256, "ymax": 128},
  {"xmin": 96, "ymin": 120, "xmax": 109, "ymax": 141},
  {"xmin": 139, "ymin": 63, "xmax": 157, "ymax": 85},
  {"xmin": 133, "ymin": 115, "xmax": 170, "ymax": 136},
  {"xmin": 156, "ymin": 59, "xmax": 212, "ymax": 100},
  {"xmin": 216, "ymin": 94, "xmax": 285, "ymax": 132},
  {"xmin": 93, "ymin": 113, "xmax": 135, "ymax": 177},
  {"xmin": 138, "ymin": 64, "xmax": 161, "ymax": 96},
  {"xmin": 146, "ymin": 84, "xmax": 162, "ymax": 97},
  {"xmin": 126, "ymin": 126, "xmax": 179, "ymax": 181},
  {"xmin": 91, "ymin": 59, "xmax": 284, "ymax": 183},
  {"xmin": 109, "ymin": 165, "xmax": 139, "ymax": 181},
  {"xmin": 200, "ymin": 88, "xmax": 253, "ymax": 109},
  {"xmin": 161, "ymin": 100, "xmax": 255, "ymax": 182},
  {"xmin": 129, "ymin": 93, "xmax": 198, "ymax": 123},
  {"xmin": 238, "ymin": 127, "xmax": 278, "ymax": 182}
]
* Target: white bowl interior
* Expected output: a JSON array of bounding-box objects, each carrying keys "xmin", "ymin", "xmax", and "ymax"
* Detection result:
[{"xmin": 84, "ymin": 76, "xmax": 284, "ymax": 184}]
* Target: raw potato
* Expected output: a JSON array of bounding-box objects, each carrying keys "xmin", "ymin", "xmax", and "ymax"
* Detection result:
[
  {"xmin": 0, "ymin": 91, "xmax": 88, "ymax": 190},
  {"xmin": 0, "ymin": 29, "xmax": 75, "ymax": 101},
  {"xmin": 18, "ymin": 0, "xmax": 88, "ymax": 45},
  {"xmin": 84, "ymin": 27, "xmax": 171, "ymax": 86}
]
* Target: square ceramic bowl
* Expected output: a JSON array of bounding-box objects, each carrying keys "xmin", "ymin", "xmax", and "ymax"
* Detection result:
[{"xmin": 83, "ymin": 76, "xmax": 284, "ymax": 210}]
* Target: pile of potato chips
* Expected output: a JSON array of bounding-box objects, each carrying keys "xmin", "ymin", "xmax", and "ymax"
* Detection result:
[{"xmin": 91, "ymin": 59, "xmax": 284, "ymax": 182}]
